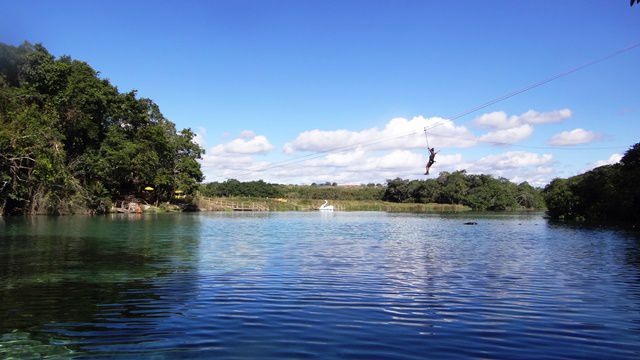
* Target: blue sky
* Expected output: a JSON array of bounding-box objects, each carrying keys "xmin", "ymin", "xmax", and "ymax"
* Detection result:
[{"xmin": 2, "ymin": 1, "xmax": 639, "ymax": 185}]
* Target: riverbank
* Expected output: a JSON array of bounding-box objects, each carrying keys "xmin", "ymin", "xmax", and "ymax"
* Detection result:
[{"xmin": 195, "ymin": 196, "xmax": 471, "ymax": 212}]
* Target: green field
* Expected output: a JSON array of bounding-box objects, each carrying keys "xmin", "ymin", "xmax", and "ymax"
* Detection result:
[{"xmin": 196, "ymin": 197, "xmax": 470, "ymax": 213}]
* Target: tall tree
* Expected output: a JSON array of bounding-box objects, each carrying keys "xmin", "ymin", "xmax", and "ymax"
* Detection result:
[{"xmin": 0, "ymin": 42, "xmax": 204, "ymax": 215}]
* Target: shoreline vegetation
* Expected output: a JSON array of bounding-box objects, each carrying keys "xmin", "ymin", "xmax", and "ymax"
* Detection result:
[
  {"xmin": 543, "ymin": 142, "xmax": 639, "ymax": 226},
  {"xmin": 195, "ymin": 196, "xmax": 471, "ymax": 213},
  {"xmin": 0, "ymin": 42, "xmax": 204, "ymax": 215},
  {"xmin": 198, "ymin": 173, "xmax": 546, "ymax": 213}
]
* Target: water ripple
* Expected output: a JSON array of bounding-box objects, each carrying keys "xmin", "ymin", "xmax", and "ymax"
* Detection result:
[{"xmin": 1, "ymin": 212, "xmax": 640, "ymax": 358}]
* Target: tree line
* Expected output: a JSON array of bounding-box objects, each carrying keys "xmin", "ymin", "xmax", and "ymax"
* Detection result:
[
  {"xmin": 543, "ymin": 142, "xmax": 639, "ymax": 224},
  {"xmin": 199, "ymin": 180, "xmax": 385, "ymax": 201},
  {"xmin": 200, "ymin": 172, "xmax": 545, "ymax": 211},
  {"xmin": 383, "ymin": 171, "xmax": 545, "ymax": 210},
  {"xmin": 0, "ymin": 42, "xmax": 204, "ymax": 215}
]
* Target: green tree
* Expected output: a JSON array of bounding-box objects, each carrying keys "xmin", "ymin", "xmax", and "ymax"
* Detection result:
[
  {"xmin": 543, "ymin": 142, "xmax": 640, "ymax": 224},
  {"xmin": 0, "ymin": 42, "xmax": 204, "ymax": 215}
]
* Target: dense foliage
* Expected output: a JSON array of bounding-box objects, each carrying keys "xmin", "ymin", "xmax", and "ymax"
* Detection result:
[
  {"xmin": 543, "ymin": 142, "xmax": 640, "ymax": 224},
  {"xmin": 200, "ymin": 173, "xmax": 544, "ymax": 210},
  {"xmin": 200, "ymin": 180, "xmax": 283, "ymax": 198},
  {"xmin": 199, "ymin": 180, "xmax": 385, "ymax": 200},
  {"xmin": 0, "ymin": 42, "xmax": 204, "ymax": 215},
  {"xmin": 383, "ymin": 171, "xmax": 545, "ymax": 210}
]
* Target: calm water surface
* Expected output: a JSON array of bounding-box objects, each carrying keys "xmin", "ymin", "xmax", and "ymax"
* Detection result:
[{"xmin": 1, "ymin": 212, "xmax": 640, "ymax": 359}]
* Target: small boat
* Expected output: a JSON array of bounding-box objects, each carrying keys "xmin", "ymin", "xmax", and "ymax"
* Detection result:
[{"xmin": 318, "ymin": 200, "xmax": 334, "ymax": 212}]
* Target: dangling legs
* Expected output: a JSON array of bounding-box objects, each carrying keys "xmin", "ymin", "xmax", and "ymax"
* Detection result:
[{"xmin": 425, "ymin": 159, "xmax": 435, "ymax": 175}]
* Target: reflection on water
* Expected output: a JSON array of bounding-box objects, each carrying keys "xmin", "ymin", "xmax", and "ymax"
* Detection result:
[{"xmin": 1, "ymin": 212, "xmax": 640, "ymax": 359}]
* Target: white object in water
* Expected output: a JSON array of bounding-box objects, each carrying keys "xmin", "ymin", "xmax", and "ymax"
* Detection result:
[{"xmin": 318, "ymin": 200, "xmax": 334, "ymax": 212}]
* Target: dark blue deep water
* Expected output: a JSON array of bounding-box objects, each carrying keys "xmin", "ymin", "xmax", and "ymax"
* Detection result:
[{"xmin": 1, "ymin": 212, "xmax": 640, "ymax": 359}]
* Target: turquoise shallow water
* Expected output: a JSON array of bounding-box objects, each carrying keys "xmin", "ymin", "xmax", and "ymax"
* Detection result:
[{"xmin": 1, "ymin": 212, "xmax": 640, "ymax": 359}]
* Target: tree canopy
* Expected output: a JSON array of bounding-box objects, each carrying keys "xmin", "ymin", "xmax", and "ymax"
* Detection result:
[
  {"xmin": 0, "ymin": 42, "xmax": 204, "ymax": 215},
  {"xmin": 383, "ymin": 171, "xmax": 545, "ymax": 210},
  {"xmin": 543, "ymin": 142, "xmax": 640, "ymax": 224}
]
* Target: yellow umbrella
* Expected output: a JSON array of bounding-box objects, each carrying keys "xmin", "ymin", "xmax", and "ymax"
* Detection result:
[
  {"xmin": 174, "ymin": 190, "xmax": 184, "ymax": 194},
  {"xmin": 144, "ymin": 186, "xmax": 154, "ymax": 191}
]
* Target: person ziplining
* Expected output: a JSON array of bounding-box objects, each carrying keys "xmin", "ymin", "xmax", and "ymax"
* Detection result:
[
  {"xmin": 425, "ymin": 147, "xmax": 438, "ymax": 175},
  {"xmin": 423, "ymin": 128, "xmax": 439, "ymax": 175}
]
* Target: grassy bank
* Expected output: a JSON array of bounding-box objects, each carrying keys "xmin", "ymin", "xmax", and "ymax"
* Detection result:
[{"xmin": 196, "ymin": 196, "xmax": 470, "ymax": 213}]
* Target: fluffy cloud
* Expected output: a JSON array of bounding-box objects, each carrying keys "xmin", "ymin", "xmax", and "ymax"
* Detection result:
[
  {"xmin": 198, "ymin": 131, "xmax": 274, "ymax": 181},
  {"xmin": 474, "ymin": 151, "xmax": 553, "ymax": 169},
  {"xmin": 473, "ymin": 109, "xmax": 571, "ymax": 145},
  {"xmin": 304, "ymin": 150, "xmax": 462, "ymax": 172},
  {"xmin": 284, "ymin": 109, "xmax": 570, "ymax": 153},
  {"xmin": 200, "ymin": 152, "xmax": 266, "ymax": 181},
  {"xmin": 264, "ymin": 150, "xmax": 464, "ymax": 184},
  {"xmin": 211, "ymin": 134, "xmax": 274, "ymax": 154},
  {"xmin": 474, "ymin": 109, "xmax": 571, "ymax": 129},
  {"xmin": 283, "ymin": 116, "xmax": 476, "ymax": 153},
  {"xmin": 520, "ymin": 109, "xmax": 572, "ymax": 125},
  {"xmin": 465, "ymin": 151, "xmax": 555, "ymax": 186},
  {"xmin": 549, "ymin": 128, "xmax": 599, "ymax": 146},
  {"xmin": 592, "ymin": 153, "xmax": 622, "ymax": 168},
  {"xmin": 478, "ymin": 124, "xmax": 534, "ymax": 144},
  {"xmin": 508, "ymin": 167, "xmax": 556, "ymax": 187}
]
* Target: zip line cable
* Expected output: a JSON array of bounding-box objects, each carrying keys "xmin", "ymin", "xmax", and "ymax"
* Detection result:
[
  {"xmin": 214, "ymin": 41, "xmax": 640, "ymax": 181},
  {"xmin": 424, "ymin": 128, "xmax": 431, "ymax": 149}
]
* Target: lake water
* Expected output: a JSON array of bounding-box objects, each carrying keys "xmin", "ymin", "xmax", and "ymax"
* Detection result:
[{"xmin": 1, "ymin": 212, "xmax": 640, "ymax": 359}]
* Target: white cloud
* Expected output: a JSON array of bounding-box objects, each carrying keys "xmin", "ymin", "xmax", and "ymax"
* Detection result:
[
  {"xmin": 478, "ymin": 124, "xmax": 534, "ymax": 144},
  {"xmin": 508, "ymin": 169, "xmax": 555, "ymax": 187},
  {"xmin": 284, "ymin": 116, "xmax": 476, "ymax": 153},
  {"xmin": 535, "ymin": 166, "xmax": 554, "ymax": 174},
  {"xmin": 592, "ymin": 153, "xmax": 622, "ymax": 168},
  {"xmin": 549, "ymin": 128, "xmax": 599, "ymax": 146},
  {"xmin": 474, "ymin": 109, "xmax": 571, "ymax": 129},
  {"xmin": 199, "ymin": 132, "xmax": 274, "ymax": 181},
  {"xmin": 274, "ymin": 150, "xmax": 465, "ymax": 184},
  {"xmin": 211, "ymin": 134, "xmax": 274, "ymax": 154},
  {"xmin": 200, "ymin": 152, "xmax": 266, "ymax": 181},
  {"xmin": 474, "ymin": 111, "xmax": 519, "ymax": 129},
  {"xmin": 465, "ymin": 151, "xmax": 555, "ymax": 186},
  {"xmin": 519, "ymin": 109, "xmax": 572, "ymax": 125},
  {"xmin": 304, "ymin": 149, "xmax": 368, "ymax": 168},
  {"xmin": 474, "ymin": 151, "xmax": 553, "ymax": 169}
]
